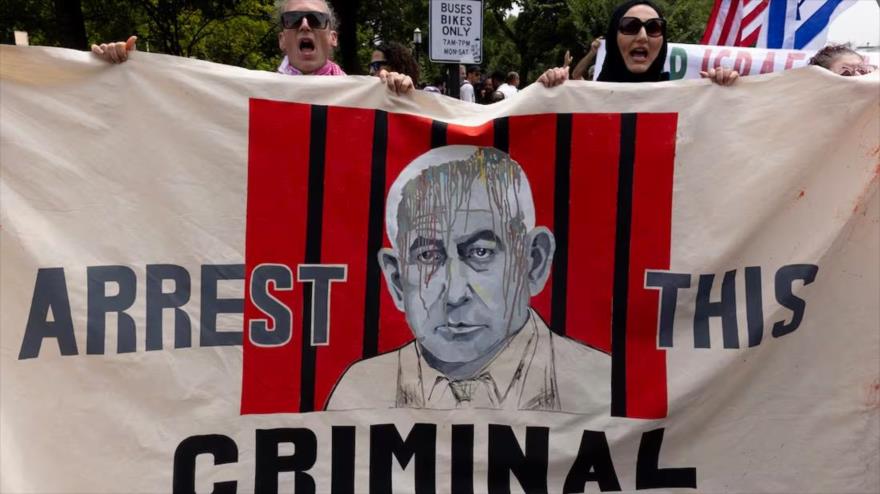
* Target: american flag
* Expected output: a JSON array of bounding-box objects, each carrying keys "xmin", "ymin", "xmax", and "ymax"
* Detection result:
[{"xmin": 701, "ymin": 0, "xmax": 770, "ymax": 47}]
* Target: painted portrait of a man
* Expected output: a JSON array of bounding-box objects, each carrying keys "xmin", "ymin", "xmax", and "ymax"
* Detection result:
[{"xmin": 327, "ymin": 145, "xmax": 610, "ymax": 413}]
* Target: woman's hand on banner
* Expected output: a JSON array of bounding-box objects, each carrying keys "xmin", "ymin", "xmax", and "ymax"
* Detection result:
[
  {"xmin": 378, "ymin": 69, "xmax": 414, "ymax": 95},
  {"xmin": 538, "ymin": 67, "xmax": 570, "ymax": 88},
  {"xmin": 700, "ymin": 67, "xmax": 739, "ymax": 86},
  {"xmin": 91, "ymin": 36, "xmax": 137, "ymax": 64}
]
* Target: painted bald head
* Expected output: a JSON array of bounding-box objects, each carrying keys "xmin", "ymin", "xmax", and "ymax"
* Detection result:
[{"xmin": 378, "ymin": 146, "xmax": 555, "ymax": 379}]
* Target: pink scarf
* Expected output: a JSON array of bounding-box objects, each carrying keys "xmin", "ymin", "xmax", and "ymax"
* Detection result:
[{"xmin": 277, "ymin": 56, "xmax": 346, "ymax": 76}]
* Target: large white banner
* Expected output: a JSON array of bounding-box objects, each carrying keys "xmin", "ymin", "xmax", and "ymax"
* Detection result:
[{"xmin": 1, "ymin": 45, "xmax": 878, "ymax": 493}]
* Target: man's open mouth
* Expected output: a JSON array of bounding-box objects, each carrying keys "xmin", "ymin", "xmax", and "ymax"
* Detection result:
[{"xmin": 299, "ymin": 38, "xmax": 315, "ymax": 54}]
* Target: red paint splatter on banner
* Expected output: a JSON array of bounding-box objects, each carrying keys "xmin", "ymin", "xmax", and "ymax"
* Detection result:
[
  {"xmin": 797, "ymin": 190, "xmax": 805, "ymax": 199},
  {"xmin": 864, "ymin": 379, "xmax": 880, "ymax": 411}
]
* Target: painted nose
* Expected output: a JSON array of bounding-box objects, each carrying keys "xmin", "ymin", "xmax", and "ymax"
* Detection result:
[{"xmin": 446, "ymin": 260, "xmax": 472, "ymax": 309}]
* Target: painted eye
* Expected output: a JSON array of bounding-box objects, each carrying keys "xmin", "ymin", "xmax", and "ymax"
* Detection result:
[
  {"xmin": 468, "ymin": 247, "xmax": 494, "ymax": 260},
  {"xmin": 416, "ymin": 249, "xmax": 445, "ymax": 265}
]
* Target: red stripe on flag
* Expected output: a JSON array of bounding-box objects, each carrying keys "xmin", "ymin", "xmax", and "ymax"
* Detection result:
[
  {"xmin": 313, "ymin": 106, "xmax": 376, "ymax": 411},
  {"xmin": 376, "ymin": 113, "xmax": 434, "ymax": 354},
  {"xmin": 718, "ymin": 0, "xmax": 742, "ymax": 46},
  {"xmin": 742, "ymin": 0, "xmax": 767, "ymax": 27},
  {"xmin": 447, "ymin": 121, "xmax": 494, "ymax": 146},
  {"xmin": 701, "ymin": 0, "xmax": 725, "ymax": 44},
  {"xmin": 625, "ymin": 113, "xmax": 677, "ymax": 419},
  {"xmin": 566, "ymin": 114, "xmax": 620, "ymax": 352},
  {"xmin": 241, "ymin": 100, "xmax": 312, "ymax": 414},
  {"xmin": 508, "ymin": 115, "xmax": 557, "ymax": 323},
  {"xmin": 741, "ymin": 29, "xmax": 760, "ymax": 47}
]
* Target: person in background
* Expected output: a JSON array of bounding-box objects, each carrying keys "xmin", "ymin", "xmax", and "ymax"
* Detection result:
[
  {"xmin": 570, "ymin": 37, "xmax": 603, "ymax": 81},
  {"xmin": 479, "ymin": 71, "xmax": 505, "ymax": 103},
  {"xmin": 90, "ymin": 0, "xmax": 413, "ymax": 93},
  {"xmin": 497, "ymin": 71, "xmax": 520, "ymax": 98},
  {"xmin": 423, "ymin": 75, "xmax": 445, "ymax": 94},
  {"xmin": 809, "ymin": 43, "xmax": 877, "ymax": 76},
  {"xmin": 370, "ymin": 41, "xmax": 420, "ymax": 87},
  {"xmin": 460, "ymin": 65, "xmax": 480, "ymax": 103},
  {"xmin": 539, "ymin": 0, "xmax": 737, "ymax": 87}
]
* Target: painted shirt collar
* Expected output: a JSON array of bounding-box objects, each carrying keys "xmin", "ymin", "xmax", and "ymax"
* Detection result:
[{"xmin": 398, "ymin": 310, "xmax": 547, "ymax": 409}]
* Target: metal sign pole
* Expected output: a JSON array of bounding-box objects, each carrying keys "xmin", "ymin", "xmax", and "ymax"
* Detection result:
[{"xmin": 448, "ymin": 64, "xmax": 461, "ymax": 99}]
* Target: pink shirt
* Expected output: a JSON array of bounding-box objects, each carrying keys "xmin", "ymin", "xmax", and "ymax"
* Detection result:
[{"xmin": 277, "ymin": 57, "xmax": 346, "ymax": 76}]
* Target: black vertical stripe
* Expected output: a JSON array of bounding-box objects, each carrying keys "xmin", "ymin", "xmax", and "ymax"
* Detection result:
[
  {"xmin": 431, "ymin": 120, "xmax": 448, "ymax": 148},
  {"xmin": 551, "ymin": 114, "xmax": 573, "ymax": 337},
  {"xmin": 331, "ymin": 426, "xmax": 356, "ymax": 493},
  {"xmin": 362, "ymin": 111, "xmax": 388, "ymax": 360},
  {"xmin": 451, "ymin": 425, "xmax": 475, "ymax": 494},
  {"xmin": 300, "ymin": 105, "xmax": 328, "ymax": 413},
  {"xmin": 611, "ymin": 113, "xmax": 637, "ymax": 417},
  {"xmin": 493, "ymin": 117, "xmax": 509, "ymax": 152}
]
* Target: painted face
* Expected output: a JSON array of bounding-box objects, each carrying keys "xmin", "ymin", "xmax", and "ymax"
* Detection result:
[
  {"xmin": 369, "ymin": 50, "xmax": 387, "ymax": 76},
  {"xmin": 616, "ymin": 4, "xmax": 664, "ymax": 74},
  {"xmin": 829, "ymin": 53, "xmax": 875, "ymax": 76},
  {"xmin": 393, "ymin": 151, "xmax": 533, "ymax": 369},
  {"xmin": 277, "ymin": 0, "xmax": 338, "ymax": 74}
]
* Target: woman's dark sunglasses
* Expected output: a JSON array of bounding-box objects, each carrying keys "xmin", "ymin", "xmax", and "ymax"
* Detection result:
[
  {"xmin": 618, "ymin": 17, "xmax": 665, "ymax": 37},
  {"xmin": 369, "ymin": 60, "xmax": 387, "ymax": 72},
  {"xmin": 281, "ymin": 11, "xmax": 330, "ymax": 30}
]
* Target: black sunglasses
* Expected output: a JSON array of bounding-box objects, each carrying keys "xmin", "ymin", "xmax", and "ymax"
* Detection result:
[
  {"xmin": 369, "ymin": 60, "xmax": 387, "ymax": 72},
  {"xmin": 618, "ymin": 17, "xmax": 666, "ymax": 37},
  {"xmin": 281, "ymin": 11, "xmax": 330, "ymax": 30}
]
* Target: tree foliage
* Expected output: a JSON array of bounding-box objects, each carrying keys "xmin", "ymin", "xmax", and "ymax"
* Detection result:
[{"xmin": 2, "ymin": 0, "xmax": 713, "ymax": 82}]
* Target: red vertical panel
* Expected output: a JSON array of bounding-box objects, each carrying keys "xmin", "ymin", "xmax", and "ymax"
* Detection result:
[
  {"xmin": 447, "ymin": 121, "xmax": 494, "ymax": 146},
  {"xmin": 566, "ymin": 114, "xmax": 620, "ymax": 352},
  {"xmin": 508, "ymin": 115, "xmax": 557, "ymax": 323},
  {"xmin": 241, "ymin": 100, "xmax": 311, "ymax": 414},
  {"xmin": 626, "ymin": 113, "xmax": 677, "ymax": 418},
  {"xmin": 376, "ymin": 113, "xmax": 434, "ymax": 354},
  {"xmin": 313, "ymin": 107, "xmax": 375, "ymax": 410}
]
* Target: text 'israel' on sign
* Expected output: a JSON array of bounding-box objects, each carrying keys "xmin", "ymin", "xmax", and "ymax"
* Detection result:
[{"xmin": 429, "ymin": 0, "xmax": 483, "ymax": 64}]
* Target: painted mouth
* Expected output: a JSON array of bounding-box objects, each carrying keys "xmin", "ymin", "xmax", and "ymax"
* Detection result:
[{"xmin": 436, "ymin": 323, "xmax": 488, "ymax": 336}]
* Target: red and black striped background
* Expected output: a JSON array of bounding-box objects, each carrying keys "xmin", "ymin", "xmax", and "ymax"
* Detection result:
[{"xmin": 241, "ymin": 99, "xmax": 677, "ymax": 419}]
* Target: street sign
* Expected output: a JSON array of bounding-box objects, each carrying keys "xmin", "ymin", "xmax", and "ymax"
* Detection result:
[{"xmin": 429, "ymin": 0, "xmax": 483, "ymax": 64}]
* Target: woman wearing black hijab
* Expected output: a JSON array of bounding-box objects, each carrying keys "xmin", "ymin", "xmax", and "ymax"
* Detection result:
[
  {"xmin": 598, "ymin": 0, "xmax": 669, "ymax": 82},
  {"xmin": 539, "ymin": 0, "xmax": 737, "ymax": 86}
]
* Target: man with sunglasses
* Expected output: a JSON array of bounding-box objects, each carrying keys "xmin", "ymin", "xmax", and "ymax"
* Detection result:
[
  {"xmin": 276, "ymin": 0, "xmax": 347, "ymax": 77},
  {"xmin": 91, "ymin": 0, "xmax": 413, "ymax": 93}
]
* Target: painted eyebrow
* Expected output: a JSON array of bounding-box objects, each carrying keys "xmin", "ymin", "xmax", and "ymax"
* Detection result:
[
  {"xmin": 455, "ymin": 230, "xmax": 504, "ymax": 254},
  {"xmin": 408, "ymin": 236, "xmax": 445, "ymax": 253}
]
